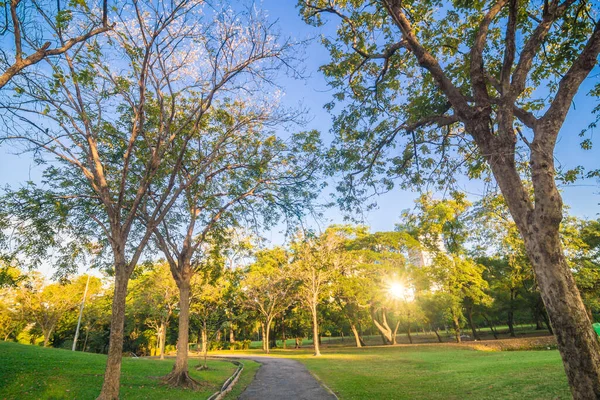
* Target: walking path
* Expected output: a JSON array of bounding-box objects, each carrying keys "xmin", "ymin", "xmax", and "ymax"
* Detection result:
[{"xmin": 222, "ymin": 355, "xmax": 337, "ymax": 400}]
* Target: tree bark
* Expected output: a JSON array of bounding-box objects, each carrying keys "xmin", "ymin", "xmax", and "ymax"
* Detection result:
[
  {"xmin": 392, "ymin": 320, "xmax": 400, "ymax": 345},
  {"xmin": 311, "ymin": 303, "xmax": 321, "ymax": 356},
  {"xmin": 486, "ymin": 127, "xmax": 600, "ymax": 398},
  {"xmin": 163, "ymin": 280, "xmax": 199, "ymax": 389},
  {"xmin": 523, "ymin": 225, "xmax": 600, "ymax": 398},
  {"xmin": 371, "ymin": 309, "xmax": 394, "ymax": 344},
  {"xmin": 261, "ymin": 323, "xmax": 267, "ymax": 352},
  {"xmin": 158, "ymin": 323, "xmax": 166, "ymax": 360},
  {"xmin": 201, "ymin": 323, "xmax": 207, "ymax": 354},
  {"xmin": 466, "ymin": 305, "xmax": 480, "ymax": 340},
  {"xmin": 350, "ymin": 324, "xmax": 364, "ymax": 348},
  {"xmin": 281, "ymin": 317, "xmax": 287, "ymax": 349},
  {"xmin": 452, "ymin": 312, "xmax": 461, "ymax": 343},
  {"xmin": 97, "ymin": 265, "xmax": 129, "ymax": 400},
  {"xmin": 434, "ymin": 328, "xmax": 443, "ymax": 343},
  {"xmin": 507, "ymin": 310, "xmax": 516, "ymax": 338},
  {"xmin": 43, "ymin": 327, "xmax": 53, "ymax": 348},
  {"xmin": 264, "ymin": 318, "xmax": 273, "ymax": 354},
  {"xmin": 482, "ymin": 315, "xmax": 499, "ymax": 340}
]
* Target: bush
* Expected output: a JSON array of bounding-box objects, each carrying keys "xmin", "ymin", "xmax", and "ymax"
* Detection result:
[{"xmin": 208, "ymin": 341, "xmax": 224, "ymax": 351}]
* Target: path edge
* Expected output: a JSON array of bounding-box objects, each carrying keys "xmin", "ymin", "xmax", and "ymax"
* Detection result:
[
  {"xmin": 306, "ymin": 368, "xmax": 340, "ymax": 400},
  {"xmin": 207, "ymin": 358, "xmax": 244, "ymax": 400}
]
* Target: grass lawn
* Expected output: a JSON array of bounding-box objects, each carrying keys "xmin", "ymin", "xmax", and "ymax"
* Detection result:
[
  {"xmin": 0, "ymin": 341, "xmax": 258, "ymax": 399},
  {"xmin": 226, "ymin": 344, "xmax": 571, "ymax": 400},
  {"xmin": 249, "ymin": 324, "xmax": 550, "ymax": 349}
]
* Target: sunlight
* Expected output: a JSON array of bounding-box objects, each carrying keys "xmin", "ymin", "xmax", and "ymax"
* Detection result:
[{"xmin": 388, "ymin": 281, "xmax": 414, "ymax": 301}]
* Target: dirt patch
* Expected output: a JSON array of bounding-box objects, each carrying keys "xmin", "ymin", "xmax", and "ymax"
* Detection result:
[{"xmin": 466, "ymin": 336, "xmax": 557, "ymax": 352}]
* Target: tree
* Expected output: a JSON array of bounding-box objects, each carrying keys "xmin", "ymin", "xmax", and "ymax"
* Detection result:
[
  {"xmin": 291, "ymin": 226, "xmax": 355, "ymax": 356},
  {"xmin": 189, "ymin": 272, "xmax": 231, "ymax": 371},
  {"xmin": 300, "ymin": 1, "xmax": 600, "ymax": 396},
  {"xmin": 399, "ymin": 194, "xmax": 491, "ymax": 343},
  {"xmin": 128, "ymin": 262, "xmax": 178, "ymax": 360},
  {"xmin": 472, "ymin": 193, "xmax": 541, "ymax": 336},
  {"xmin": 242, "ymin": 247, "xmax": 296, "ymax": 354},
  {"xmin": 150, "ymin": 109, "xmax": 320, "ymax": 385},
  {"xmin": 0, "ymin": 277, "xmax": 26, "ymax": 341},
  {"xmin": 343, "ymin": 229, "xmax": 415, "ymax": 345},
  {"xmin": 16, "ymin": 274, "xmax": 98, "ymax": 347},
  {"xmin": 1, "ymin": 1, "xmax": 305, "ymax": 397},
  {"xmin": 564, "ymin": 218, "xmax": 600, "ymax": 320},
  {"xmin": 0, "ymin": 0, "xmax": 110, "ymax": 89},
  {"xmin": 418, "ymin": 292, "xmax": 453, "ymax": 343}
]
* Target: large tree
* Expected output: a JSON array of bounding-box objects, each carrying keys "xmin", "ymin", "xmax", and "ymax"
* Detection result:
[
  {"xmin": 149, "ymin": 104, "xmax": 321, "ymax": 385},
  {"xmin": 300, "ymin": 1, "xmax": 600, "ymax": 396},
  {"xmin": 0, "ymin": 1, "xmax": 297, "ymax": 397}
]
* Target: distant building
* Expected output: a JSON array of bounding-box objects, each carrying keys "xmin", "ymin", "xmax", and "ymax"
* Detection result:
[{"xmin": 408, "ymin": 235, "xmax": 446, "ymax": 268}]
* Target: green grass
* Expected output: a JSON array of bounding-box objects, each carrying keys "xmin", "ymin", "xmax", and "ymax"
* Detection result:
[
  {"xmin": 226, "ymin": 345, "xmax": 571, "ymax": 400},
  {"xmin": 0, "ymin": 341, "xmax": 247, "ymax": 399},
  {"xmin": 249, "ymin": 324, "xmax": 550, "ymax": 349}
]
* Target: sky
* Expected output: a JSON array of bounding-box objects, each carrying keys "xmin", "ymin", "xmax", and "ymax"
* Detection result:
[{"xmin": 0, "ymin": 1, "xmax": 599, "ymax": 264}]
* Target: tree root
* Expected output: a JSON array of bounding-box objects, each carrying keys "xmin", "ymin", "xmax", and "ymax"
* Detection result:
[
  {"xmin": 195, "ymin": 364, "xmax": 210, "ymax": 371},
  {"xmin": 161, "ymin": 370, "xmax": 202, "ymax": 390}
]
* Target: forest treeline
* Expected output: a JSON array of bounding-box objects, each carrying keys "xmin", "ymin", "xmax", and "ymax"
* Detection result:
[{"xmin": 3, "ymin": 193, "xmax": 598, "ymax": 358}]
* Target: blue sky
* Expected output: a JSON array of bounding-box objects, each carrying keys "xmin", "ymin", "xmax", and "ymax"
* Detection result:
[{"xmin": 1, "ymin": 0, "xmax": 598, "ymax": 250}]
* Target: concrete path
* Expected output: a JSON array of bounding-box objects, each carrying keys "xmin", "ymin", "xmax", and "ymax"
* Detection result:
[{"xmin": 225, "ymin": 355, "xmax": 337, "ymax": 400}]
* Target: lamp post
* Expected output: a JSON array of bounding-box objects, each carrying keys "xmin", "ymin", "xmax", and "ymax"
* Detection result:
[{"xmin": 72, "ymin": 273, "xmax": 91, "ymax": 351}]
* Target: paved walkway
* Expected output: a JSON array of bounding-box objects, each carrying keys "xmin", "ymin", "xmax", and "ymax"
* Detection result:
[{"xmin": 225, "ymin": 355, "xmax": 337, "ymax": 400}]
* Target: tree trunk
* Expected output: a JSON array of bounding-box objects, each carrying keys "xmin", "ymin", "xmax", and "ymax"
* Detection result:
[
  {"xmin": 487, "ymin": 137, "xmax": 600, "ymax": 398},
  {"xmin": 452, "ymin": 312, "xmax": 461, "ymax": 343},
  {"xmin": 201, "ymin": 323, "xmax": 207, "ymax": 354},
  {"xmin": 406, "ymin": 322, "xmax": 413, "ymax": 344},
  {"xmin": 261, "ymin": 323, "xmax": 267, "ymax": 352},
  {"xmin": 158, "ymin": 322, "xmax": 166, "ymax": 360},
  {"xmin": 535, "ymin": 313, "xmax": 544, "ymax": 330},
  {"xmin": 311, "ymin": 303, "xmax": 321, "ymax": 356},
  {"xmin": 163, "ymin": 280, "xmax": 199, "ymax": 389},
  {"xmin": 281, "ymin": 317, "xmax": 287, "ymax": 349},
  {"xmin": 97, "ymin": 265, "xmax": 129, "ymax": 400},
  {"xmin": 350, "ymin": 324, "xmax": 363, "ymax": 348},
  {"xmin": 371, "ymin": 309, "xmax": 394, "ymax": 344},
  {"xmin": 507, "ymin": 310, "xmax": 516, "ymax": 338},
  {"xmin": 229, "ymin": 326, "xmax": 235, "ymax": 344},
  {"xmin": 482, "ymin": 315, "xmax": 499, "ymax": 340},
  {"xmin": 507, "ymin": 288, "xmax": 517, "ymax": 337},
  {"xmin": 43, "ymin": 327, "xmax": 53, "ymax": 348},
  {"xmin": 434, "ymin": 328, "xmax": 443, "ymax": 343},
  {"xmin": 541, "ymin": 309, "xmax": 553, "ymax": 334},
  {"xmin": 264, "ymin": 318, "xmax": 272, "ymax": 354},
  {"xmin": 196, "ymin": 329, "xmax": 201, "ymax": 354},
  {"xmin": 523, "ymin": 227, "xmax": 600, "ymax": 399},
  {"xmin": 392, "ymin": 320, "xmax": 400, "ymax": 345},
  {"xmin": 466, "ymin": 305, "xmax": 480, "ymax": 340}
]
